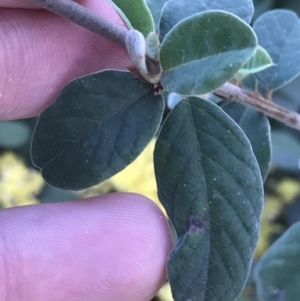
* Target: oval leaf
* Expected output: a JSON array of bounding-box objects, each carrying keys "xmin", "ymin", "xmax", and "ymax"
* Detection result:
[
  {"xmin": 31, "ymin": 70, "xmax": 164, "ymax": 190},
  {"xmin": 254, "ymin": 221, "xmax": 300, "ymax": 301},
  {"xmin": 146, "ymin": 0, "xmax": 169, "ymax": 29},
  {"xmin": 159, "ymin": 0, "xmax": 254, "ymax": 41},
  {"xmin": 160, "ymin": 11, "xmax": 257, "ymax": 95},
  {"xmin": 242, "ymin": 74, "xmax": 258, "ymax": 91},
  {"xmin": 234, "ymin": 45, "xmax": 273, "ymax": 82},
  {"xmin": 221, "ymin": 102, "xmax": 271, "ymax": 180},
  {"xmin": 253, "ymin": 10, "xmax": 300, "ymax": 91},
  {"xmin": 271, "ymin": 130, "xmax": 300, "ymax": 171},
  {"xmin": 154, "ymin": 97, "xmax": 263, "ymax": 301},
  {"xmin": 108, "ymin": 0, "xmax": 154, "ymax": 36}
]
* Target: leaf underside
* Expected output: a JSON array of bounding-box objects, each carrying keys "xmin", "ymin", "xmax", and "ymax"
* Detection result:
[
  {"xmin": 146, "ymin": 0, "xmax": 169, "ymax": 29},
  {"xmin": 160, "ymin": 11, "xmax": 257, "ymax": 95},
  {"xmin": 253, "ymin": 9, "xmax": 300, "ymax": 91},
  {"xmin": 234, "ymin": 45, "xmax": 273, "ymax": 82},
  {"xmin": 159, "ymin": 0, "xmax": 254, "ymax": 41}
]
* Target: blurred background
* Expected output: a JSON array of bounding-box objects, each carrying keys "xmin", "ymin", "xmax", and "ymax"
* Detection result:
[{"xmin": 1, "ymin": 0, "xmax": 300, "ymax": 300}]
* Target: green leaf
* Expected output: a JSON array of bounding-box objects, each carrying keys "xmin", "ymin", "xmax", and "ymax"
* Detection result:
[
  {"xmin": 168, "ymin": 220, "xmax": 210, "ymax": 301},
  {"xmin": 159, "ymin": 0, "xmax": 254, "ymax": 41},
  {"xmin": 160, "ymin": 11, "xmax": 257, "ymax": 95},
  {"xmin": 0, "ymin": 121, "xmax": 31, "ymax": 149},
  {"xmin": 108, "ymin": 0, "xmax": 154, "ymax": 36},
  {"xmin": 242, "ymin": 74, "xmax": 258, "ymax": 92},
  {"xmin": 254, "ymin": 221, "xmax": 300, "ymax": 301},
  {"xmin": 145, "ymin": 31, "xmax": 160, "ymax": 60},
  {"xmin": 154, "ymin": 97, "xmax": 263, "ymax": 301},
  {"xmin": 271, "ymin": 130, "xmax": 300, "ymax": 171},
  {"xmin": 221, "ymin": 102, "xmax": 271, "ymax": 180},
  {"xmin": 234, "ymin": 45, "xmax": 273, "ymax": 82},
  {"xmin": 31, "ymin": 70, "xmax": 164, "ymax": 190},
  {"xmin": 252, "ymin": 0, "xmax": 275, "ymax": 20},
  {"xmin": 39, "ymin": 184, "xmax": 78, "ymax": 203},
  {"xmin": 253, "ymin": 10, "xmax": 300, "ymax": 91},
  {"xmin": 146, "ymin": 0, "xmax": 169, "ymax": 29}
]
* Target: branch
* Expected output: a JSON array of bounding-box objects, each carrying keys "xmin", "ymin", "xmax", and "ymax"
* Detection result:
[
  {"xmin": 30, "ymin": 0, "xmax": 300, "ymax": 132},
  {"xmin": 30, "ymin": 0, "xmax": 127, "ymax": 48},
  {"xmin": 214, "ymin": 82, "xmax": 300, "ymax": 131}
]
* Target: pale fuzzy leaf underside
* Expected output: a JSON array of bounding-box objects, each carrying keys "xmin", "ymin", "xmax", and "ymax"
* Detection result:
[
  {"xmin": 234, "ymin": 45, "xmax": 273, "ymax": 82},
  {"xmin": 160, "ymin": 11, "xmax": 257, "ymax": 95},
  {"xmin": 253, "ymin": 9, "xmax": 300, "ymax": 91},
  {"xmin": 159, "ymin": 0, "xmax": 254, "ymax": 41}
]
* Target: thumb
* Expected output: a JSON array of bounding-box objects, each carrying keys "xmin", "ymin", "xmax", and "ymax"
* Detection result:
[
  {"xmin": 0, "ymin": 0, "xmax": 130, "ymax": 120},
  {"xmin": 0, "ymin": 0, "xmax": 41, "ymax": 8},
  {"xmin": 0, "ymin": 193, "xmax": 173, "ymax": 301}
]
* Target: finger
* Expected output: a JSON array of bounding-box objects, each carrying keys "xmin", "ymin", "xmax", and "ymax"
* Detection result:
[
  {"xmin": 0, "ymin": 0, "xmax": 86, "ymax": 9},
  {"xmin": 0, "ymin": 0, "xmax": 130, "ymax": 120},
  {"xmin": 0, "ymin": 0, "xmax": 41, "ymax": 9},
  {"xmin": 0, "ymin": 193, "xmax": 173, "ymax": 301}
]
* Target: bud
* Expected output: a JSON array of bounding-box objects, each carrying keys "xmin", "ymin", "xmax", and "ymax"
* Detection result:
[
  {"xmin": 146, "ymin": 31, "xmax": 160, "ymax": 60},
  {"xmin": 125, "ymin": 29, "xmax": 148, "ymax": 75}
]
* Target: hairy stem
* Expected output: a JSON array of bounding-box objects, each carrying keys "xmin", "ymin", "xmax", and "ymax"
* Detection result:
[
  {"xmin": 30, "ymin": 0, "xmax": 127, "ymax": 48},
  {"xmin": 214, "ymin": 82, "xmax": 300, "ymax": 131}
]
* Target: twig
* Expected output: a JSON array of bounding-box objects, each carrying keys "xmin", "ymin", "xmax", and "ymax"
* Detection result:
[
  {"xmin": 30, "ymin": 0, "xmax": 300, "ymax": 131},
  {"xmin": 266, "ymin": 89, "xmax": 273, "ymax": 101},
  {"xmin": 30, "ymin": 0, "xmax": 127, "ymax": 48},
  {"xmin": 214, "ymin": 82, "xmax": 300, "ymax": 131}
]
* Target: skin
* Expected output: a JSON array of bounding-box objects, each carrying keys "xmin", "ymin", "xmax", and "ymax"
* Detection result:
[
  {"xmin": 0, "ymin": 0, "xmax": 129, "ymax": 120},
  {"xmin": 0, "ymin": 1, "xmax": 174, "ymax": 300}
]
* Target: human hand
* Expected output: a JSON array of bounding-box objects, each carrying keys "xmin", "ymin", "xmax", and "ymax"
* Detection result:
[
  {"xmin": 0, "ymin": 1, "xmax": 174, "ymax": 300},
  {"xmin": 0, "ymin": 0, "xmax": 130, "ymax": 120}
]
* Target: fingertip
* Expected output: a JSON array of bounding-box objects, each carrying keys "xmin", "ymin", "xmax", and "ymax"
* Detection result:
[
  {"xmin": 0, "ymin": 193, "xmax": 173, "ymax": 301},
  {"xmin": 0, "ymin": 0, "xmax": 41, "ymax": 9},
  {"xmin": 0, "ymin": 0, "xmax": 130, "ymax": 120}
]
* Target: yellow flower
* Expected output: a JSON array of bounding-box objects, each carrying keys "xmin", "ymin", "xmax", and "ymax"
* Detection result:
[
  {"xmin": 156, "ymin": 282, "xmax": 174, "ymax": 301},
  {"xmin": 0, "ymin": 152, "xmax": 44, "ymax": 208}
]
